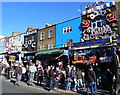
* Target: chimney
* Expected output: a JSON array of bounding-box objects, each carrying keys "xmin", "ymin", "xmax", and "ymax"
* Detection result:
[
  {"xmin": 46, "ymin": 23, "xmax": 52, "ymax": 27},
  {"xmin": 12, "ymin": 31, "xmax": 22, "ymax": 36}
]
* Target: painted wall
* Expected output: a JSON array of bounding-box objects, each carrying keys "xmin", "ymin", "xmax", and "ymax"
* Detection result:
[
  {"xmin": 56, "ymin": 17, "xmax": 82, "ymax": 48},
  {"xmin": 11, "ymin": 34, "xmax": 25, "ymax": 53},
  {"xmin": 0, "ymin": 38, "xmax": 6, "ymax": 53}
]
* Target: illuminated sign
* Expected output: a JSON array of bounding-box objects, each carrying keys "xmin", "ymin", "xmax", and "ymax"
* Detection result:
[{"xmin": 83, "ymin": 25, "xmax": 113, "ymax": 40}]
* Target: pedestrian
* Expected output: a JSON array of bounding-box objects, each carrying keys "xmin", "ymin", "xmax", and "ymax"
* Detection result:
[
  {"xmin": 0, "ymin": 63, "xmax": 2, "ymax": 76},
  {"xmin": 27, "ymin": 63, "xmax": 37, "ymax": 86},
  {"xmin": 76, "ymin": 68, "xmax": 84, "ymax": 90},
  {"xmin": 49, "ymin": 66, "xmax": 56, "ymax": 91},
  {"xmin": 14, "ymin": 64, "xmax": 22, "ymax": 86},
  {"xmin": 21, "ymin": 65, "xmax": 26, "ymax": 81},
  {"xmin": 44, "ymin": 66, "xmax": 50, "ymax": 87},
  {"xmin": 71, "ymin": 66, "xmax": 77, "ymax": 91},
  {"xmin": 65, "ymin": 66, "xmax": 72, "ymax": 91},
  {"xmin": 60, "ymin": 68, "xmax": 66, "ymax": 89},
  {"xmin": 85, "ymin": 65, "xmax": 97, "ymax": 95},
  {"xmin": 37, "ymin": 66, "xmax": 44, "ymax": 85},
  {"xmin": 54, "ymin": 67, "xmax": 60, "ymax": 89},
  {"xmin": 105, "ymin": 68, "xmax": 114, "ymax": 95}
]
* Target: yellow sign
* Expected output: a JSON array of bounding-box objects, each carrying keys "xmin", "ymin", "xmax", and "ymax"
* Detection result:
[
  {"xmin": 9, "ymin": 56, "xmax": 16, "ymax": 62},
  {"xmin": 72, "ymin": 60, "xmax": 96, "ymax": 64}
]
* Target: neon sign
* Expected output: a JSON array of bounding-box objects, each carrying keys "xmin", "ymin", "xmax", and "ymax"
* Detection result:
[
  {"xmin": 83, "ymin": 25, "xmax": 113, "ymax": 40},
  {"xmin": 82, "ymin": 20, "xmax": 90, "ymax": 27},
  {"xmin": 106, "ymin": 13, "xmax": 117, "ymax": 22},
  {"xmin": 90, "ymin": 9, "xmax": 106, "ymax": 19}
]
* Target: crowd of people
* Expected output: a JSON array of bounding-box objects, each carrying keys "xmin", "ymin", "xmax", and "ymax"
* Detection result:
[{"xmin": 0, "ymin": 58, "xmax": 117, "ymax": 95}]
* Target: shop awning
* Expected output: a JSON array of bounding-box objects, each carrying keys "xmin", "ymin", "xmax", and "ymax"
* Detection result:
[{"xmin": 36, "ymin": 48, "xmax": 64, "ymax": 56}]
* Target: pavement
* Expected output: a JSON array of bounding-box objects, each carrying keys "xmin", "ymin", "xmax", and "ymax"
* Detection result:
[{"xmin": 1, "ymin": 75, "xmax": 111, "ymax": 95}]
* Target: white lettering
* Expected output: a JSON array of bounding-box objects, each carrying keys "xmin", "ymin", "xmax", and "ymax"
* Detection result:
[{"xmin": 83, "ymin": 25, "xmax": 113, "ymax": 40}]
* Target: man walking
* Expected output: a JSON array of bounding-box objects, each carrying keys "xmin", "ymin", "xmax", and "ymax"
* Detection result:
[
  {"xmin": 15, "ymin": 64, "xmax": 22, "ymax": 86},
  {"xmin": 27, "ymin": 63, "xmax": 37, "ymax": 86}
]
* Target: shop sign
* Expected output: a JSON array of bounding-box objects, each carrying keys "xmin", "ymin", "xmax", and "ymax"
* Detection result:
[
  {"xmin": 72, "ymin": 60, "xmax": 96, "ymax": 64},
  {"xmin": 72, "ymin": 56, "xmax": 96, "ymax": 64},
  {"xmin": 90, "ymin": 9, "xmax": 106, "ymax": 19},
  {"xmin": 9, "ymin": 56, "xmax": 16, "ymax": 62},
  {"xmin": 25, "ymin": 30, "xmax": 37, "ymax": 36},
  {"xmin": 99, "ymin": 56, "xmax": 113, "ymax": 63},
  {"xmin": 73, "ymin": 38, "xmax": 110, "ymax": 47},
  {"xmin": 83, "ymin": 25, "xmax": 112, "ymax": 41}
]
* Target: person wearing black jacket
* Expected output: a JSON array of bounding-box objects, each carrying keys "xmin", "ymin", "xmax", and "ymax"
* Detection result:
[
  {"xmin": 85, "ymin": 65, "xmax": 97, "ymax": 95},
  {"xmin": 49, "ymin": 66, "xmax": 55, "ymax": 91}
]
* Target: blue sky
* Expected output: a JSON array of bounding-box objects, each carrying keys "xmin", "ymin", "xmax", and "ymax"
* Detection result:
[
  {"xmin": 2, "ymin": 2, "xmax": 91, "ymax": 37},
  {"xmin": 2, "ymin": 1, "xmax": 112, "ymax": 37}
]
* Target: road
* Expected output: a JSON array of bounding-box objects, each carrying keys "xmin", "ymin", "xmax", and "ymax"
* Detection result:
[
  {"xmin": 1, "ymin": 76, "xmax": 112, "ymax": 95},
  {"xmin": 1, "ymin": 76, "xmax": 81, "ymax": 95}
]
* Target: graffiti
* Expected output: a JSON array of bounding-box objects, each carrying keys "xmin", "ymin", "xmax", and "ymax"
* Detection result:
[
  {"xmin": 106, "ymin": 13, "xmax": 117, "ymax": 22},
  {"xmin": 82, "ymin": 25, "xmax": 113, "ymax": 40},
  {"xmin": 90, "ymin": 9, "xmax": 106, "ymax": 19},
  {"xmin": 82, "ymin": 20, "xmax": 90, "ymax": 27}
]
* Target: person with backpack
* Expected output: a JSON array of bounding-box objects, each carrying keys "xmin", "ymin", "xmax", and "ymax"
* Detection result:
[{"xmin": 85, "ymin": 65, "xmax": 97, "ymax": 95}]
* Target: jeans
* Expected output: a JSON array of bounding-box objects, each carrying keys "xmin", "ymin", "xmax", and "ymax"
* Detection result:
[
  {"xmin": 86, "ymin": 82, "xmax": 97, "ymax": 95},
  {"xmin": 77, "ymin": 78, "xmax": 84, "ymax": 89},
  {"xmin": 66, "ymin": 78, "xmax": 71, "ymax": 90},
  {"xmin": 92, "ymin": 82, "xmax": 98, "ymax": 92},
  {"xmin": 16, "ymin": 74, "xmax": 22, "ymax": 85},
  {"xmin": 49, "ymin": 79, "xmax": 56, "ymax": 90},
  {"xmin": 27, "ymin": 72, "xmax": 35, "ymax": 85},
  {"xmin": 73, "ymin": 78, "xmax": 77, "ymax": 90}
]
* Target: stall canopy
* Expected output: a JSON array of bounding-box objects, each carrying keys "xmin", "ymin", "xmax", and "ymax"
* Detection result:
[{"xmin": 36, "ymin": 48, "xmax": 64, "ymax": 56}]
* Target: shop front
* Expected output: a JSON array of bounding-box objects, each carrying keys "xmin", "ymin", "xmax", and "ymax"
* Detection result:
[
  {"xmin": 36, "ymin": 48, "xmax": 68, "ymax": 68},
  {"xmin": 71, "ymin": 37, "xmax": 119, "ymax": 91}
]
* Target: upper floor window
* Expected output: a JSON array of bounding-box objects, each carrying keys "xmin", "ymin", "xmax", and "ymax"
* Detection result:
[
  {"xmin": 32, "ymin": 35, "xmax": 35, "ymax": 41},
  {"xmin": 91, "ymin": 19, "xmax": 106, "ymax": 28},
  {"xmin": 40, "ymin": 45, "xmax": 45, "ymax": 50},
  {"xmin": 48, "ymin": 29, "xmax": 53, "ymax": 38},
  {"xmin": 48, "ymin": 44, "xmax": 53, "ymax": 49},
  {"xmin": 40, "ymin": 32, "xmax": 45, "ymax": 40},
  {"xmin": 63, "ymin": 26, "xmax": 72, "ymax": 34}
]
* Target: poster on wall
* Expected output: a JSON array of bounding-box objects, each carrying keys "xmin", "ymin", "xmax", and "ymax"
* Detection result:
[
  {"xmin": 99, "ymin": 56, "xmax": 113, "ymax": 63},
  {"xmin": 9, "ymin": 56, "xmax": 16, "ymax": 62}
]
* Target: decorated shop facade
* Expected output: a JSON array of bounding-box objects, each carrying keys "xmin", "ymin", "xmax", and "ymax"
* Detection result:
[
  {"xmin": 22, "ymin": 27, "xmax": 38, "ymax": 64},
  {"xmin": 70, "ymin": 1, "xmax": 120, "ymax": 91}
]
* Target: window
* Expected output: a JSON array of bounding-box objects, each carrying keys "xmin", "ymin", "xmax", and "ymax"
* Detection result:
[
  {"xmin": 63, "ymin": 26, "xmax": 72, "ymax": 34},
  {"xmin": 32, "ymin": 35, "xmax": 35, "ymax": 41},
  {"xmin": 40, "ymin": 45, "xmax": 45, "ymax": 50},
  {"xmin": 91, "ymin": 19, "xmax": 106, "ymax": 28},
  {"xmin": 48, "ymin": 29, "xmax": 53, "ymax": 38},
  {"xmin": 40, "ymin": 32, "xmax": 45, "ymax": 40},
  {"xmin": 48, "ymin": 44, "xmax": 53, "ymax": 49}
]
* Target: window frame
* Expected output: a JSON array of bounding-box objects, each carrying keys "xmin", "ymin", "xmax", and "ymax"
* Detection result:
[
  {"xmin": 48, "ymin": 29, "xmax": 53, "ymax": 38},
  {"xmin": 63, "ymin": 26, "xmax": 72, "ymax": 34},
  {"xmin": 40, "ymin": 32, "xmax": 45, "ymax": 40},
  {"xmin": 40, "ymin": 45, "xmax": 45, "ymax": 50},
  {"xmin": 48, "ymin": 43, "xmax": 53, "ymax": 49}
]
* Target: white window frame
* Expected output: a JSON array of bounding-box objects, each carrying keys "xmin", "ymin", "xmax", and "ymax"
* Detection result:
[
  {"xmin": 48, "ymin": 44, "xmax": 53, "ymax": 49},
  {"xmin": 91, "ymin": 19, "xmax": 102, "ymax": 28},
  {"xmin": 40, "ymin": 32, "xmax": 45, "ymax": 40},
  {"xmin": 63, "ymin": 26, "xmax": 72, "ymax": 34},
  {"xmin": 48, "ymin": 29, "xmax": 53, "ymax": 38},
  {"xmin": 40, "ymin": 45, "xmax": 45, "ymax": 50}
]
